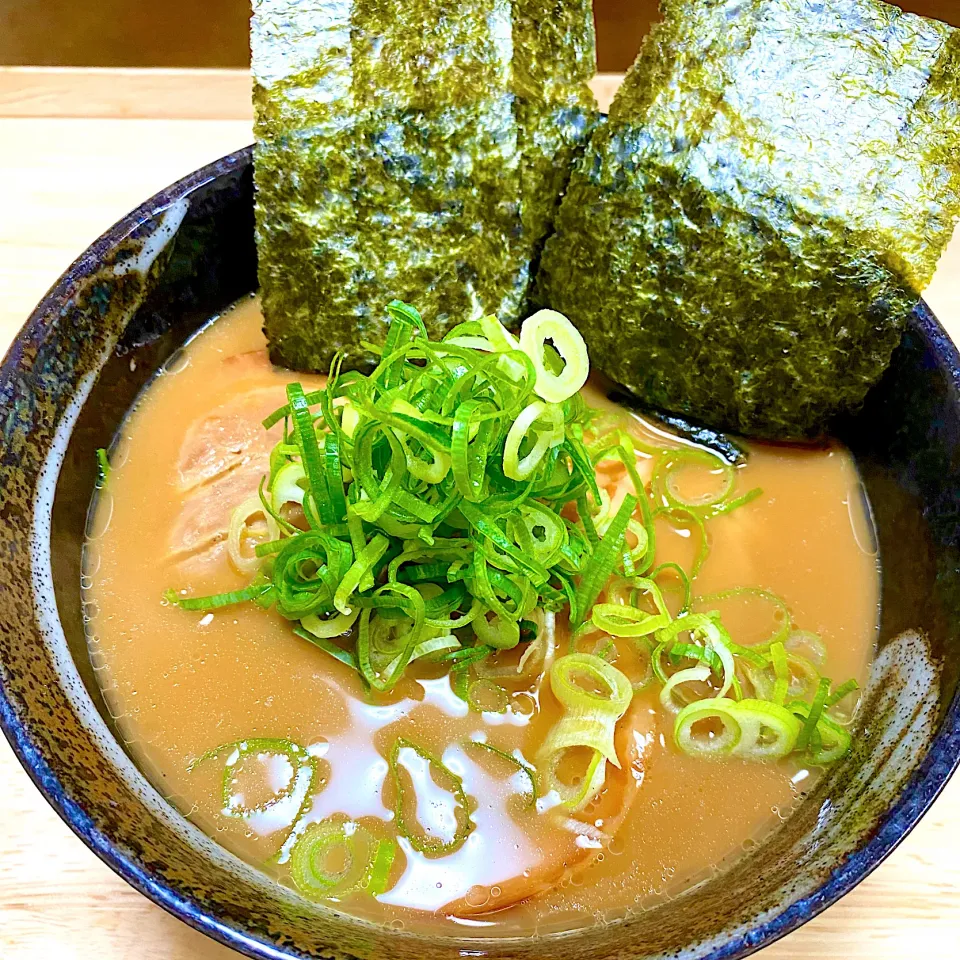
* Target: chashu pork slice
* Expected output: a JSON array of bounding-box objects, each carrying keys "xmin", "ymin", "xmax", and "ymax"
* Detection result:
[{"xmin": 446, "ymin": 699, "xmax": 658, "ymax": 917}]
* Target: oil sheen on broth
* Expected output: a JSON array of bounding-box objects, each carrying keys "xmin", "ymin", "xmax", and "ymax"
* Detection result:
[{"xmin": 85, "ymin": 298, "xmax": 879, "ymax": 935}]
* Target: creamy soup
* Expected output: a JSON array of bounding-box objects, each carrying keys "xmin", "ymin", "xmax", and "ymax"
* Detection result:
[{"xmin": 85, "ymin": 297, "xmax": 878, "ymax": 935}]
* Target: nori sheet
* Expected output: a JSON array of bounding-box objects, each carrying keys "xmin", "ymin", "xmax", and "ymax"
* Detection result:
[
  {"xmin": 252, "ymin": 0, "xmax": 597, "ymax": 372},
  {"xmin": 536, "ymin": 0, "xmax": 960, "ymax": 439}
]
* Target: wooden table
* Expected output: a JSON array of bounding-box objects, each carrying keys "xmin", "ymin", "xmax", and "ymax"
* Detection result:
[{"xmin": 1, "ymin": 67, "xmax": 959, "ymax": 960}]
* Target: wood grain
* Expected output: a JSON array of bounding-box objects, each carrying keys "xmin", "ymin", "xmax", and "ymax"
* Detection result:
[
  {"xmin": 1, "ymin": 68, "xmax": 959, "ymax": 960},
  {"xmin": 0, "ymin": 68, "xmax": 622, "ymax": 120}
]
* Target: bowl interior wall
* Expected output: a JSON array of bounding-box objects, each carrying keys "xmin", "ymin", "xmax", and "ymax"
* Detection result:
[{"xmin": 2, "ymin": 150, "xmax": 958, "ymax": 960}]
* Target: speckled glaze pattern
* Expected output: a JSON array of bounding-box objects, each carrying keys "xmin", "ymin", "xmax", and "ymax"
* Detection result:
[{"xmin": 1, "ymin": 150, "xmax": 959, "ymax": 960}]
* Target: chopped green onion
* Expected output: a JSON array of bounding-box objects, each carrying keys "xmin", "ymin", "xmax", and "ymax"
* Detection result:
[
  {"xmin": 466, "ymin": 678, "xmax": 509, "ymax": 714},
  {"xmin": 390, "ymin": 737, "xmax": 474, "ymax": 856},
  {"xmin": 293, "ymin": 626, "xmax": 361, "ymax": 673},
  {"xmin": 826, "ymin": 678, "xmax": 860, "ymax": 710},
  {"xmin": 807, "ymin": 713, "xmax": 852, "ymax": 764},
  {"xmin": 96, "ymin": 448, "xmax": 110, "ymax": 489},
  {"xmin": 333, "ymin": 534, "xmax": 389, "ymax": 615},
  {"xmin": 653, "ymin": 613, "xmax": 736, "ymax": 706},
  {"xmin": 301, "ymin": 609, "xmax": 361, "ymax": 639},
  {"xmin": 539, "ymin": 654, "xmax": 632, "ymax": 810},
  {"xmin": 654, "ymin": 449, "xmax": 735, "ymax": 511},
  {"xmin": 675, "ymin": 699, "xmax": 742, "ymax": 757},
  {"xmin": 660, "ymin": 665, "xmax": 712, "ymax": 713},
  {"xmin": 289, "ymin": 819, "xmax": 384, "ymax": 899},
  {"xmin": 786, "ymin": 630, "xmax": 828, "ymax": 666},
  {"xmin": 796, "ymin": 677, "xmax": 831, "ymax": 752},
  {"xmin": 287, "ymin": 383, "xmax": 330, "ymax": 523},
  {"xmin": 590, "ymin": 577, "xmax": 671, "ymax": 638},
  {"xmin": 519, "ymin": 309, "xmax": 589, "ymax": 403},
  {"xmin": 770, "ymin": 641, "xmax": 789, "ymax": 705},
  {"xmin": 573, "ymin": 495, "xmax": 637, "ymax": 629},
  {"xmin": 272, "ymin": 461, "xmax": 307, "ymax": 514},
  {"xmin": 164, "ymin": 581, "xmax": 273, "ymax": 612},
  {"xmin": 365, "ymin": 839, "xmax": 398, "ymax": 897},
  {"xmin": 167, "ymin": 299, "xmax": 860, "ymax": 771},
  {"xmin": 465, "ymin": 738, "xmax": 539, "ymax": 805},
  {"xmin": 228, "ymin": 496, "xmax": 280, "ymax": 576},
  {"xmin": 730, "ymin": 699, "xmax": 802, "ymax": 760},
  {"xmin": 357, "ymin": 584, "xmax": 426, "ymax": 692},
  {"xmin": 653, "ymin": 448, "xmax": 762, "ymax": 521},
  {"xmin": 503, "ymin": 401, "xmax": 564, "ymax": 481},
  {"xmin": 654, "ymin": 506, "xmax": 709, "ymax": 579},
  {"xmin": 693, "ymin": 587, "xmax": 792, "ymax": 650},
  {"xmin": 675, "ymin": 698, "xmax": 801, "ymax": 761},
  {"xmin": 479, "ymin": 313, "xmax": 520, "ymax": 353},
  {"xmin": 189, "ymin": 737, "xmax": 317, "ymax": 824},
  {"xmin": 543, "ymin": 745, "xmax": 607, "ymax": 811},
  {"xmin": 473, "ymin": 610, "xmax": 521, "ymax": 651},
  {"xmin": 649, "ymin": 562, "xmax": 692, "ymax": 614}
]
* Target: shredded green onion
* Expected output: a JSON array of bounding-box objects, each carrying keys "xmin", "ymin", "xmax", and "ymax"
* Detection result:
[{"xmin": 164, "ymin": 581, "xmax": 274, "ymax": 612}]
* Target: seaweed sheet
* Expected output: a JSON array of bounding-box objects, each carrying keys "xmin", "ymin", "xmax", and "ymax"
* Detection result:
[
  {"xmin": 252, "ymin": 0, "xmax": 597, "ymax": 372},
  {"xmin": 537, "ymin": 0, "xmax": 960, "ymax": 439}
]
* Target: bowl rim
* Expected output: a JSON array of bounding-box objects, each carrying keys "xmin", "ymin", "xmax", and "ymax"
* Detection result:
[{"xmin": 2, "ymin": 146, "xmax": 960, "ymax": 960}]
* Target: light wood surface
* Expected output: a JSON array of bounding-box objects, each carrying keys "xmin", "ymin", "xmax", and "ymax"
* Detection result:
[{"xmin": 1, "ymin": 67, "xmax": 959, "ymax": 960}]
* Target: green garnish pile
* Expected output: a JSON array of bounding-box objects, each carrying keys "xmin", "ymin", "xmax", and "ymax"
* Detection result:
[
  {"xmin": 170, "ymin": 301, "xmax": 607, "ymax": 693},
  {"xmin": 169, "ymin": 301, "xmax": 859, "ymax": 780}
]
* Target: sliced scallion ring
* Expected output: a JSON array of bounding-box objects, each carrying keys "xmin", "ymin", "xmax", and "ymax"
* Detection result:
[
  {"xmin": 289, "ymin": 819, "xmax": 383, "ymax": 899},
  {"xmin": 519, "ymin": 309, "xmax": 589, "ymax": 404},
  {"xmin": 465, "ymin": 738, "xmax": 538, "ymax": 805},
  {"xmin": 390, "ymin": 737, "xmax": 474, "ymax": 856},
  {"xmin": 655, "ymin": 449, "xmax": 735, "ymax": 511},
  {"xmin": 591, "ymin": 603, "xmax": 670, "ymax": 638},
  {"xmin": 503, "ymin": 400, "xmax": 565, "ymax": 481},
  {"xmin": 301, "ymin": 608, "xmax": 361, "ymax": 639},
  {"xmin": 228, "ymin": 497, "xmax": 280, "ymax": 576},
  {"xmin": 189, "ymin": 737, "xmax": 318, "ymax": 824},
  {"xmin": 539, "ymin": 654, "xmax": 632, "ymax": 810},
  {"xmin": 728, "ymin": 698, "xmax": 802, "ymax": 760},
  {"xmin": 550, "ymin": 653, "xmax": 633, "ymax": 719},
  {"xmin": 660, "ymin": 665, "xmax": 712, "ymax": 713},
  {"xmin": 675, "ymin": 699, "xmax": 742, "ymax": 757},
  {"xmin": 542, "ymin": 744, "xmax": 607, "ymax": 811}
]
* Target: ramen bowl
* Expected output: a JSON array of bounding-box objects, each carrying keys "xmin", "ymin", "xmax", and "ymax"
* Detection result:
[{"xmin": 1, "ymin": 150, "xmax": 959, "ymax": 960}]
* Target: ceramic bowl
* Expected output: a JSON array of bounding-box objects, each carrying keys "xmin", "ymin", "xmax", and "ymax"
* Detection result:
[{"xmin": 1, "ymin": 150, "xmax": 959, "ymax": 960}]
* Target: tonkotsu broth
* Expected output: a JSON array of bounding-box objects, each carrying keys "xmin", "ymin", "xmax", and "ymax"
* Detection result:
[{"xmin": 85, "ymin": 297, "xmax": 879, "ymax": 935}]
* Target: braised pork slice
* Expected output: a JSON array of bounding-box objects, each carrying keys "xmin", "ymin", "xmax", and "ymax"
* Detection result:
[{"xmin": 447, "ymin": 700, "xmax": 657, "ymax": 917}]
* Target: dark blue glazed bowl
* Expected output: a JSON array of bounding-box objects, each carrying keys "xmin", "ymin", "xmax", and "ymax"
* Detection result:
[{"xmin": 1, "ymin": 150, "xmax": 959, "ymax": 960}]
